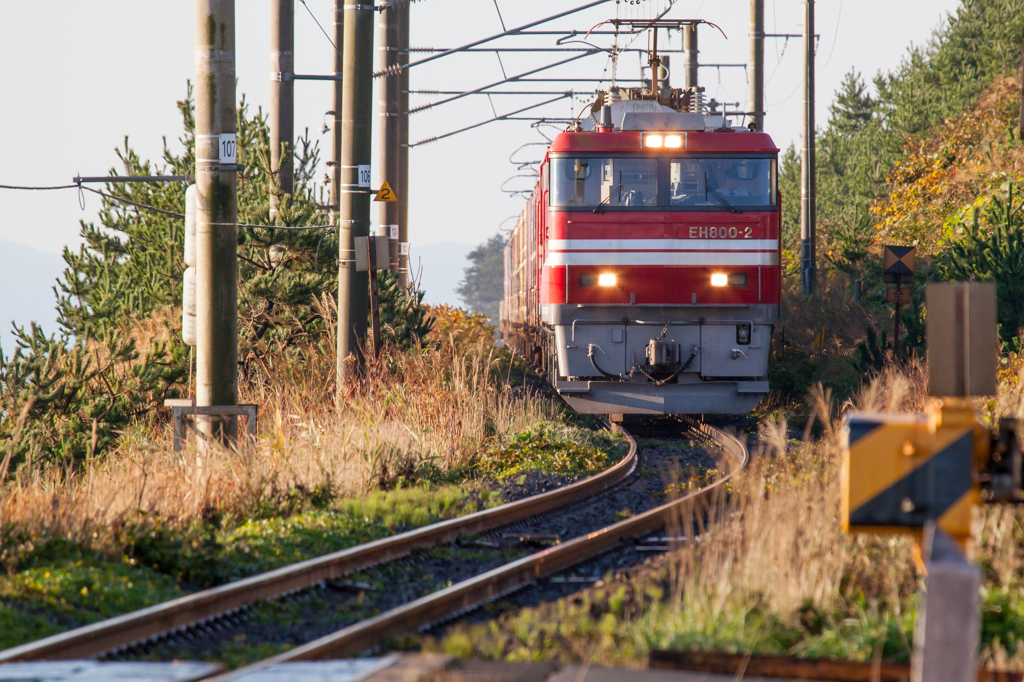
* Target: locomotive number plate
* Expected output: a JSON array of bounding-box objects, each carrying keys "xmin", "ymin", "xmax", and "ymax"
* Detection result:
[{"xmin": 688, "ymin": 226, "xmax": 754, "ymax": 239}]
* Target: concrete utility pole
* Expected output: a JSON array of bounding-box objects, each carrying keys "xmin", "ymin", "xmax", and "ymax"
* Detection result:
[
  {"xmin": 378, "ymin": 5, "xmax": 400, "ymax": 273},
  {"xmin": 683, "ymin": 23, "xmax": 698, "ymax": 89},
  {"xmin": 270, "ymin": 0, "xmax": 294, "ymax": 219},
  {"xmin": 800, "ymin": 0, "xmax": 816, "ymax": 295},
  {"xmin": 194, "ymin": 0, "xmax": 238, "ymax": 442},
  {"xmin": 397, "ymin": 4, "xmax": 411, "ymax": 288},
  {"xmin": 336, "ymin": 1, "xmax": 374, "ymax": 384},
  {"xmin": 748, "ymin": 0, "xmax": 764, "ymax": 131},
  {"xmin": 331, "ymin": 1, "xmax": 343, "ymax": 222}
]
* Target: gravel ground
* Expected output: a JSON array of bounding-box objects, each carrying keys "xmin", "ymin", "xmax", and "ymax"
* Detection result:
[{"xmin": 113, "ymin": 417, "xmax": 721, "ymax": 665}]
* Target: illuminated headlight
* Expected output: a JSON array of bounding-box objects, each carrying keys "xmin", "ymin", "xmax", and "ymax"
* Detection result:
[
  {"xmin": 598, "ymin": 273, "xmax": 617, "ymax": 287},
  {"xmin": 710, "ymin": 273, "xmax": 728, "ymax": 287},
  {"xmin": 665, "ymin": 134, "xmax": 683, "ymax": 148},
  {"xmin": 644, "ymin": 134, "xmax": 663, "ymax": 148}
]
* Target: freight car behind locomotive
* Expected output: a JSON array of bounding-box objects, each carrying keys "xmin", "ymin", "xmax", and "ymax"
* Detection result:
[{"xmin": 501, "ymin": 92, "xmax": 781, "ymax": 415}]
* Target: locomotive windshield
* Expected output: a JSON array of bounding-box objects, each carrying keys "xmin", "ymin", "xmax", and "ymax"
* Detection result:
[{"xmin": 550, "ymin": 156, "xmax": 777, "ymax": 210}]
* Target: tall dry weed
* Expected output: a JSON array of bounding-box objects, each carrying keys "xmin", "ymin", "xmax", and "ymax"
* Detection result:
[
  {"xmin": 0, "ymin": 310, "xmax": 554, "ymax": 560},
  {"xmin": 654, "ymin": 376, "xmax": 921, "ymax": 656}
]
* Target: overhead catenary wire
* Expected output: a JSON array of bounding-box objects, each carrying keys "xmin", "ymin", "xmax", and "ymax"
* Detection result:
[
  {"xmin": 823, "ymin": 0, "xmax": 843, "ymax": 67},
  {"xmin": 409, "ymin": 51, "xmax": 598, "ymax": 115},
  {"xmin": 412, "ymin": 95, "xmax": 572, "ymax": 147},
  {"xmin": 375, "ymin": 0, "xmax": 612, "ymax": 77},
  {"xmin": 18, "ymin": 183, "xmax": 334, "ymax": 230},
  {"xmin": 298, "ymin": 0, "xmax": 342, "ymax": 57}
]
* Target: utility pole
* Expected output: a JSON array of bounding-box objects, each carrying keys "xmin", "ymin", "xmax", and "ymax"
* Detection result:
[
  {"xmin": 801, "ymin": 0, "xmax": 816, "ymax": 296},
  {"xmin": 270, "ymin": 0, "xmax": 294, "ymax": 219},
  {"xmin": 194, "ymin": 0, "xmax": 238, "ymax": 443},
  {"xmin": 683, "ymin": 23, "xmax": 698, "ymax": 89},
  {"xmin": 336, "ymin": 1, "xmax": 373, "ymax": 384},
  {"xmin": 378, "ymin": 4, "xmax": 400, "ymax": 273},
  {"xmin": 748, "ymin": 0, "xmax": 764, "ymax": 131},
  {"xmin": 397, "ymin": 4, "xmax": 411, "ymax": 288},
  {"xmin": 330, "ymin": 0, "xmax": 346, "ymax": 380}
]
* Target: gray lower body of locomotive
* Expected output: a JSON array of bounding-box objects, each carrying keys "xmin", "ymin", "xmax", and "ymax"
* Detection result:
[{"xmin": 538, "ymin": 303, "xmax": 776, "ymax": 415}]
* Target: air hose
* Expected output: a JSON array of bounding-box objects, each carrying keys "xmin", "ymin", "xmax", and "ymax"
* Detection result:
[
  {"xmin": 587, "ymin": 344, "xmax": 623, "ymax": 380},
  {"xmin": 650, "ymin": 345, "xmax": 700, "ymax": 387}
]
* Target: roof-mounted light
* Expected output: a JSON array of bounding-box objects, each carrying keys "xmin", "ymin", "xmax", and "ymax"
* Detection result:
[{"xmin": 644, "ymin": 134, "xmax": 664, "ymax": 148}]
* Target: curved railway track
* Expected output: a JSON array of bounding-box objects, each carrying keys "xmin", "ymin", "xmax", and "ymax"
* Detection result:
[{"xmin": 0, "ymin": 416, "xmax": 747, "ymax": 678}]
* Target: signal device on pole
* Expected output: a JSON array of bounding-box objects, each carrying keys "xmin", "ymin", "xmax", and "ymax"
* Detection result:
[{"xmin": 842, "ymin": 282, "xmax": 1017, "ymax": 543}]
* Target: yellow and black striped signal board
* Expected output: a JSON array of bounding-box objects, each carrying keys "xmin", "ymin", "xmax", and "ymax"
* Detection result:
[{"xmin": 842, "ymin": 403, "xmax": 984, "ymax": 541}]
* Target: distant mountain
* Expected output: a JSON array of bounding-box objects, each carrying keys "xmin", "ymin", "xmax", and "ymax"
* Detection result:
[
  {"xmin": 407, "ymin": 242, "xmax": 473, "ymax": 308},
  {"xmin": 0, "ymin": 240, "xmax": 64, "ymax": 356}
]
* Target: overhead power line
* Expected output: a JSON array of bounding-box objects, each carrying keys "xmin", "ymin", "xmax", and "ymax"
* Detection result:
[
  {"xmin": 375, "ymin": 0, "xmax": 612, "ymax": 77},
  {"xmin": 411, "ymin": 94, "xmax": 570, "ymax": 147}
]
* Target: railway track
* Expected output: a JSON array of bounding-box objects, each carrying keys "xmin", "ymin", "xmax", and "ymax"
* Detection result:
[{"xmin": 0, "ymin": 416, "xmax": 747, "ymax": 678}]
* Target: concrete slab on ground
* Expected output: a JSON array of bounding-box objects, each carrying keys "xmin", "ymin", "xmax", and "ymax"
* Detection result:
[
  {"xmin": 552, "ymin": 665, "xmax": 829, "ymax": 682},
  {"xmin": 0, "ymin": 661, "xmax": 222, "ymax": 682},
  {"xmin": 229, "ymin": 657, "xmax": 400, "ymax": 681},
  {"xmin": 360, "ymin": 655, "xmax": 832, "ymax": 682}
]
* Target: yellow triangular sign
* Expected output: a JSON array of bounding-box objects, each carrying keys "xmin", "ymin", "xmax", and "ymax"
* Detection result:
[{"xmin": 374, "ymin": 181, "xmax": 398, "ymax": 203}]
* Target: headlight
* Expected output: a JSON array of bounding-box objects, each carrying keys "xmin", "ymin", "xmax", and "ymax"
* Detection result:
[
  {"xmin": 665, "ymin": 134, "xmax": 683, "ymax": 148},
  {"xmin": 644, "ymin": 134, "xmax": 663, "ymax": 148},
  {"xmin": 598, "ymin": 273, "xmax": 617, "ymax": 287},
  {"xmin": 710, "ymin": 272, "xmax": 748, "ymax": 287}
]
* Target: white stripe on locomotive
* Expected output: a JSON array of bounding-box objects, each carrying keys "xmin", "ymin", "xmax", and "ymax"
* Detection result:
[{"xmin": 546, "ymin": 252, "xmax": 779, "ymax": 266}]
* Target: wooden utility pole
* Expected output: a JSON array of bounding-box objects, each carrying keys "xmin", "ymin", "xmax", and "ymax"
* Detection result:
[
  {"xmin": 749, "ymin": 0, "xmax": 764, "ymax": 131},
  {"xmin": 378, "ymin": 4, "xmax": 400, "ymax": 274},
  {"xmin": 800, "ymin": 0, "xmax": 816, "ymax": 295},
  {"xmin": 397, "ymin": 3, "xmax": 411, "ymax": 288},
  {"xmin": 194, "ymin": 0, "xmax": 238, "ymax": 443},
  {"xmin": 683, "ymin": 23, "xmax": 698, "ymax": 89},
  {"xmin": 336, "ymin": 0, "xmax": 373, "ymax": 384},
  {"xmin": 270, "ymin": 0, "xmax": 294, "ymax": 219}
]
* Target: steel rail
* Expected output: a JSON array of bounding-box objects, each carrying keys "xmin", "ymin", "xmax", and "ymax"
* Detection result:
[
  {"xmin": 209, "ymin": 418, "xmax": 747, "ymax": 680},
  {"xmin": 0, "ymin": 426, "xmax": 639, "ymax": 663}
]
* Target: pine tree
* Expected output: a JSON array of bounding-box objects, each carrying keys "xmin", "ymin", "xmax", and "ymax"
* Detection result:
[
  {"xmin": 1, "ymin": 84, "xmax": 431, "ymax": 476},
  {"xmin": 456, "ymin": 234, "xmax": 507, "ymax": 325},
  {"xmin": 828, "ymin": 71, "xmax": 875, "ymax": 135},
  {"xmin": 934, "ymin": 183, "xmax": 1024, "ymax": 347}
]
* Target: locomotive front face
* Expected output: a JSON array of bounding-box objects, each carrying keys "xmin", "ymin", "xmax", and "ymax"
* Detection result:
[{"xmin": 529, "ymin": 128, "xmax": 781, "ymax": 415}]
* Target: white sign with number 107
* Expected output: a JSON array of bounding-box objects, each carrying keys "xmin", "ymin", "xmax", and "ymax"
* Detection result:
[
  {"xmin": 358, "ymin": 165, "xmax": 371, "ymax": 188},
  {"xmin": 219, "ymin": 134, "xmax": 237, "ymax": 164}
]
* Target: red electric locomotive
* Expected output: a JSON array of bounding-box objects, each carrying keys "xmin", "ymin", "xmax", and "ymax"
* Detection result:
[{"xmin": 501, "ymin": 87, "xmax": 781, "ymax": 416}]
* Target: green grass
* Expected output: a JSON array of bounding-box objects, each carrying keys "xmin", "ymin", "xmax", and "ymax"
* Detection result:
[
  {"xmin": 479, "ymin": 425, "xmax": 627, "ymax": 480},
  {"xmin": 0, "ymin": 419, "xmax": 626, "ymax": 651},
  {"xmin": 0, "ymin": 558, "xmax": 183, "ymax": 648}
]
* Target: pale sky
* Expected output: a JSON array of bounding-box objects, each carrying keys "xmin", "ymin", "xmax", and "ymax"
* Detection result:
[{"xmin": 0, "ymin": 0, "xmax": 963, "ymax": 259}]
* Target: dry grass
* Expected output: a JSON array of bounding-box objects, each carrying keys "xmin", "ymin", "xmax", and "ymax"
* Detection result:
[
  {"xmin": 0, "ymin": 301, "xmax": 558, "ymax": 560},
  {"xmin": 652, "ymin": 378, "xmax": 918, "ymax": 659},
  {"xmin": 650, "ymin": 360, "xmax": 1024, "ymax": 664}
]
